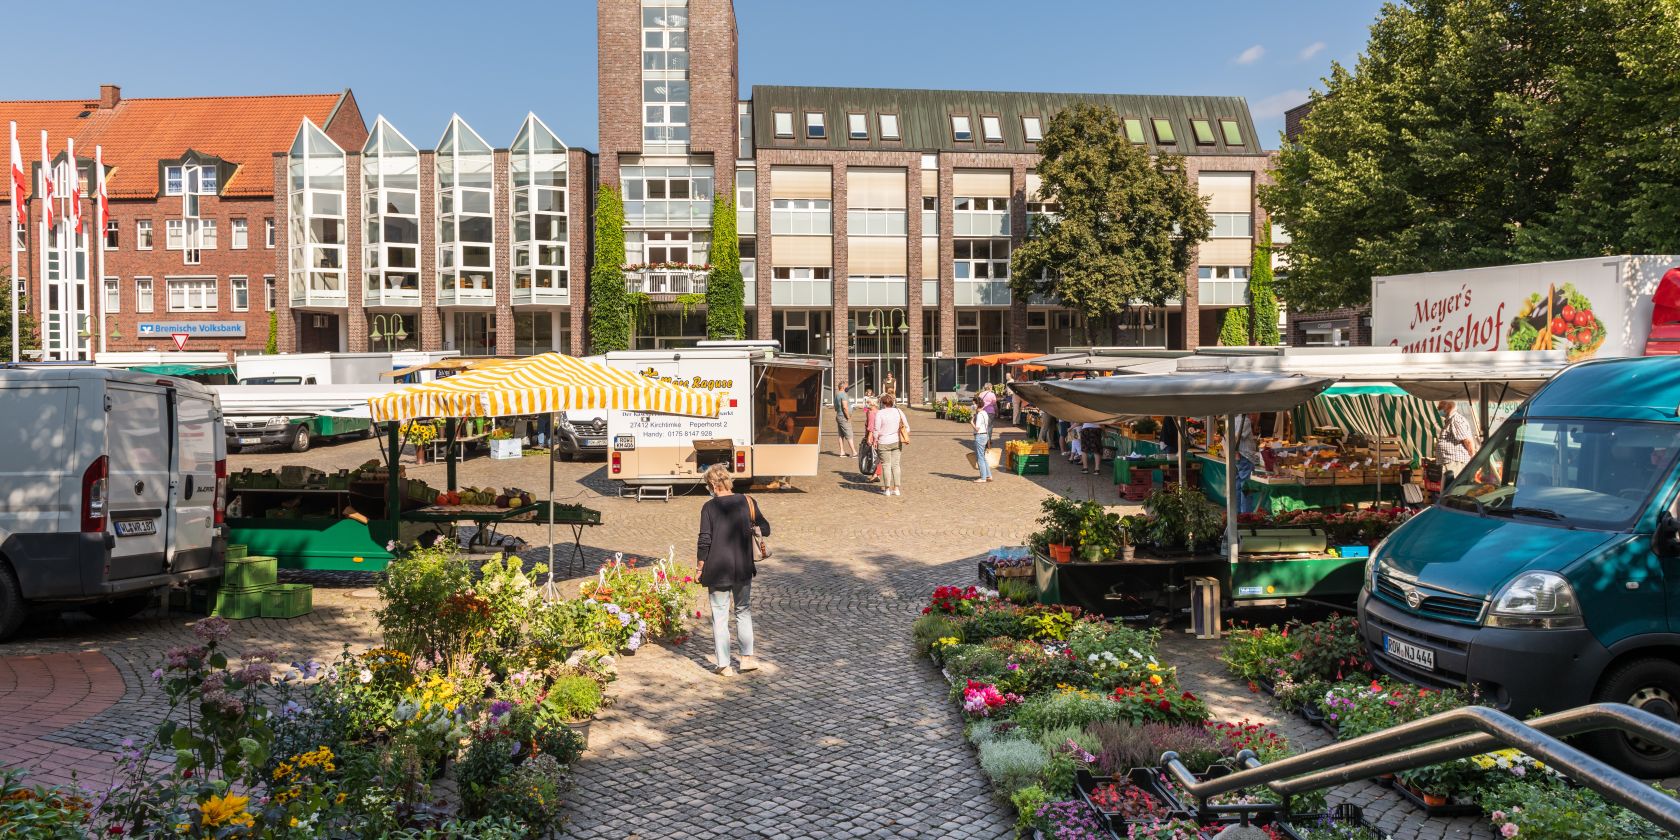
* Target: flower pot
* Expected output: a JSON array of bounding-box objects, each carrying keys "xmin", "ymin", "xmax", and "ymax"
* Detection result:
[
  {"xmin": 1120, "ymin": 545, "xmax": 1136, "ymax": 563},
  {"xmin": 1049, "ymin": 543, "xmax": 1073, "ymax": 564},
  {"xmin": 1080, "ymin": 544, "xmax": 1105, "ymax": 563},
  {"xmin": 1421, "ymin": 791, "xmax": 1448, "ymax": 808},
  {"xmin": 568, "ymin": 720, "xmax": 591, "ymax": 750}
]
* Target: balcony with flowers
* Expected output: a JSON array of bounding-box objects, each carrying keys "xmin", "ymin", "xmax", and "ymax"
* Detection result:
[{"xmin": 623, "ymin": 261, "xmax": 711, "ymax": 299}]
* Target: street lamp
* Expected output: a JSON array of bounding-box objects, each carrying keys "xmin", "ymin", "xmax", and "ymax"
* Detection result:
[{"xmin": 369, "ymin": 314, "xmax": 409, "ymax": 352}]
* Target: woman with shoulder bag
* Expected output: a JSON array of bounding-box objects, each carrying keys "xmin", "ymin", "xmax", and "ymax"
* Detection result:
[
  {"xmin": 696, "ymin": 463, "xmax": 770, "ymax": 676},
  {"xmin": 971, "ymin": 393, "xmax": 994, "ymax": 482},
  {"xmin": 869, "ymin": 392, "xmax": 910, "ymax": 497}
]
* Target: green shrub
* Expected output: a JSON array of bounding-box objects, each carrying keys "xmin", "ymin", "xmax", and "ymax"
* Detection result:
[
  {"xmin": 543, "ymin": 675, "xmax": 603, "ymax": 722},
  {"xmin": 589, "ymin": 186, "xmax": 631, "ymax": 353},
  {"xmin": 1484, "ymin": 775, "xmax": 1672, "ymax": 840},
  {"xmin": 376, "ymin": 544, "xmax": 478, "ymax": 669},
  {"xmin": 962, "ymin": 604, "xmax": 1030, "ymax": 642},
  {"xmin": 912, "ymin": 613, "xmax": 964, "ymax": 656},
  {"xmin": 1066, "ymin": 620, "xmax": 1159, "ymax": 664},
  {"xmin": 458, "ymin": 734, "xmax": 517, "ymax": 817},
  {"xmin": 1219, "ymin": 623, "xmax": 1300, "ymax": 683},
  {"xmin": 1009, "ymin": 784, "xmax": 1049, "ymax": 839},
  {"xmin": 705, "ymin": 196, "xmax": 745, "ymax": 340},
  {"xmin": 943, "ymin": 644, "xmax": 1008, "ymax": 684},
  {"xmin": 1011, "ymin": 689, "xmax": 1130, "ymax": 734},
  {"xmin": 479, "ymin": 753, "xmax": 570, "ymax": 838},
  {"xmin": 998, "ymin": 578, "xmax": 1037, "ymax": 605},
  {"xmin": 978, "ymin": 738, "xmax": 1048, "ymax": 795},
  {"xmin": 0, "ymin": 769, "xmax": 85, "ymax": 838}
]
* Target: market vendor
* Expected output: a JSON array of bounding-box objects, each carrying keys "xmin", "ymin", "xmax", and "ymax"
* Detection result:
[
  {"xmin": 1434, "ymin": 400, "xmax": 1477, "ymax": 482},
  {"xmin": 1234, "ymin": 413, "xmax": 1262, "ymax": 514}
]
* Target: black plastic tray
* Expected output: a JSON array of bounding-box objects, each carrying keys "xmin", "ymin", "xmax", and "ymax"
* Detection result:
[{"xmin": 1391, "ymin": 780, "xmax": 1483, "ymax": 818}]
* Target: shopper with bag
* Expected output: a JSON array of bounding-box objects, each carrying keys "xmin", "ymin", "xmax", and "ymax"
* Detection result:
[
  {"xmin": 869, "ymin": 392, "xmax": 910, "ymax": 496},
  {"xmin": 696, "ymin": 463, "xmax": 770, "ymax": 676},
  {"xmin": 971, "ymin": 393, "xmax": 994, "ymax": 482}
]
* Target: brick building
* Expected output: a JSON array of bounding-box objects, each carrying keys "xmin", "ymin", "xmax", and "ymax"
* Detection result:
[{"xmin": 2, "ymin": 85, "xmax": 365, "ymax": 358}]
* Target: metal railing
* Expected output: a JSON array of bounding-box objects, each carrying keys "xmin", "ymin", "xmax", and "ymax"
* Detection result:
[{"xmin": 1161, "ymin": 703, "xmax": 1680, "ymax": 834}]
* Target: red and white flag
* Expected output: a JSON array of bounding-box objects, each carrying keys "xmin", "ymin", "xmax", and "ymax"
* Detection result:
[
  {"xmin": 67, "ymin": 137, "xmax": 81, "ymax": 235},
  {"xmin": 38, "ymin": 131, "xmax": 53, "ymax": 231},
  {"xmin": 8, "ymin": 123, "xmax": 25, "ymax": 224},
  {"xmin": 95, "ymin": 145, "xmax": 108, "ymax": 232}
]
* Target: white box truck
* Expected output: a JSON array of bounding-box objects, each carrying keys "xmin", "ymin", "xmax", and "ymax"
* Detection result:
[
  {"xmin": 0, "ymin": 367, "xmax": 226, "ymax": 639},
  {"xmin": 604, "ymin": 344, "xmax": 830, "ymax": 487},
  {"xmin": 1371, "ymin": 255, "xmax": 1680, "ymax": 360},
  {"xmin": 234, "ymin": 352, "xmax": 396, "ymax": 386}
]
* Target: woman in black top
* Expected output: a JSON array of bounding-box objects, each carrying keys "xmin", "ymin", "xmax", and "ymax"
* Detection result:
[{"xmin": 696, "ymin": 463, "xmax": 770, "ymax": 676}]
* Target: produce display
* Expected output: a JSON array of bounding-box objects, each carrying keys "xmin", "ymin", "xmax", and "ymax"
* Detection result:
[
  {"xmin": 433, "ymin": 486, "xmax": 538, "ymax": 509},
  {"xmin": 1508, "ymin": 281, "xmax": 1605, "ymax": 361}
]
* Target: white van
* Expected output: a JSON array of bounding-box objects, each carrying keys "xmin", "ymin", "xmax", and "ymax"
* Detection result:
[{"xmin": 0, "ymin": 368, "xmax": 226, "ymax": 639}]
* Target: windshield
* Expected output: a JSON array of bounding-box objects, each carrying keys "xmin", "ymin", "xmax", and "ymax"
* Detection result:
[
  {"xmin": 1440, "ymin": 418, "xmax": 1680, "ymax": 530},
  {"xmin": 241, "ymin": 376, "xmax": 303, "ymax": 385}
]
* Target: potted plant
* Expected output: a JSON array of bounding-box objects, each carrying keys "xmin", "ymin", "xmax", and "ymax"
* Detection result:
[
  {"xmin": 488, "ymin": 426, "xmax": 522, "ymax": 460},
  {"xmin": 1131, "ymin": 417, "xmax": 1160, "ymax": 438},
  {"xmin": 1076, "ymin": 502, "xmax": 1121, "ymax": 563},
  {"xmin": 1120, "ymin": 515, "xmax": 1149, "ymax": 562},
  {"xmin": 1035, "ymin": 497, "xmax": 1081, "ymax": 563}
]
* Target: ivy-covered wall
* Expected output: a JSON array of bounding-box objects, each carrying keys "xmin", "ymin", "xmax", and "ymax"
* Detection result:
[
  {"xmin": 589, "ymin": 186, "xmax": 632, "ymax": 354},
  {"xmin": 705, "ymin": 196, "xmax": 744, "ymax": 340}
]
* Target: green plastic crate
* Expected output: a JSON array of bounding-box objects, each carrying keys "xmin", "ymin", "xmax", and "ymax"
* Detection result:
[
  {"xmin": 1014, "ymin": 454, "xmax": 1050, "ymax": 476},
  {"xmin": 261, "ymin": 584, "xmax": 313, "ymax": 619},
  {"xmin": 214, "ymin": 586, "xmax": 269, "ymax": 620},
  {"xmin": 224, "ymin": 555, "xmax": 277, "ymax": 589},
  {"xmin": 224, "ymin": 543, "xmax": 248, "ymax": 561}
]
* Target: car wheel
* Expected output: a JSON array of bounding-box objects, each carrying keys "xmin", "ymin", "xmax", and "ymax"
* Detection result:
[
  {"xmin": 0, "ymin": 562, "xmax": 24, "ymax": 641},
  {"xmin": 83, "ymin": 594, "xmax": 153, "ymax": 622},
  {"xmin": 1587, "ymin": 657, "xmax": 1680, "ymax": 777},
  {"xmin": 290, "ymin": 427, "xmax": 312, "ymax": 453}
]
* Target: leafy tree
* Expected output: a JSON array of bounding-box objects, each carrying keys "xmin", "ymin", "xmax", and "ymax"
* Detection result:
[
  {"xmin": 1217, "ymin": 306, "xmax": 1251, "ymax": 347},
  {"xmin": 1011, "ymin": 103, "xmax": 1211, "ymax": 340},
  {"xmin": 705, "ymin": 196, "xmax": 745, "ymax": 340},
  {"xmin": 589, "ymin": 186, "xmax": 631, "ymax": 354},
  {"xmin": 1263, "ymin": 0, "xmax": 1680, "ymax": 312},
  {"xmin": 1248, "ymin": 225, "xmax": 1280, "ymax": 345},
  {"xmin": 265, "ymin": 311, "xmax": 278, "ymax": 354},
  {"xmin": 0, "ymin": 270, "xmax": 36, "ymax": 361}
]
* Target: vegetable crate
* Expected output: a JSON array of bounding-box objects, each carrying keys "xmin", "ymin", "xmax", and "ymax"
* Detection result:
[
  {"xmin": 213, "ymin": 585, "xmax": 270, "ymax": 620},
  {"xmin": 224, "ymin": 543, "xmax": 248, "ymax": 561},
  {"xmin": 1014, "ymin": 454, "xmax": 1050, "ymax": 475},
  {"xmin": 223, "ymin": 555, "xmax": 278, "ymax": 589},
  {"xmin": 261, "ymin": 584, "xmax": 314, "ymax": 619}
]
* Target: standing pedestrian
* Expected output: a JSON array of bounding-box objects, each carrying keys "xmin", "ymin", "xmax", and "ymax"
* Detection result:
[
  {"xmin": 1080, "ymin": 421, "xmax": 1103, "ymax": 474},
  {"xmin": 869, "ymin": 392, "xmax": 910, "ymax": 496},
  {"xmin": 1233, "ymin": 413, "xmax": 1263, "ymax": 514},
  {"xmin": 971, "ymin": 393, "xmax": 994, "ymax": 482},
  {"xmin": 832, "ymin": 379, "xmax": 856, "ymax": 458},
  {"xmin": 1434, "ymin": 400, "xmax": 1477, "ymax": 483},
  {"xmin": 696, "ymin": 463, "xmax": 769, "ymax": 676}
]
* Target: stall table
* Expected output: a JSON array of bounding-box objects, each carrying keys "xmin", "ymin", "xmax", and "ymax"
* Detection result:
[
  {"xmin": 1198, "ymin": 454, "xmax": 1402, "ymax": 512},
  {"xmin": 402, "ymin": 502, "xmax": 602, "ymax": 576},
  {"xmin": 1113, "ymin": 455, "xmax": 1175, "ymax": 486}
]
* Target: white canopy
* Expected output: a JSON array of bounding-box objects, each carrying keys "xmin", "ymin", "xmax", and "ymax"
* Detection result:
[{"xmin": 1009, "ymin": 371, "xmax": 1338, "ymax": 423}]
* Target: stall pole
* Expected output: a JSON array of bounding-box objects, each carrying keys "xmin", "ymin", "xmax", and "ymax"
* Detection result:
[
  {"xmin": 1479, "ymin": 383, "xmax": 1491, "ymax": 441},
  {"xmin": 1225, "ymin": 413, "xmax": 1241, "ymax": 560},
  {"xmin": 1176, "ymin": 417, "xmax": 1186, "ymax": 493},
  {"xmin": 445, "ymin": 420, "xmax": 459, "ymax": 492},
  {"xmin": 542, "ymin": 412, "xmax": 561, "ymax": 601},
  {"xmin": 386, "ymin": 422, "xmax": 402, "ymax": 538}
]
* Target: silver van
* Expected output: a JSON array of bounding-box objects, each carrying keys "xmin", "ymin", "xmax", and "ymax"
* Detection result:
[{"xmin": 0, "ymin": 368, "xmax": 225, "ymax": 639}]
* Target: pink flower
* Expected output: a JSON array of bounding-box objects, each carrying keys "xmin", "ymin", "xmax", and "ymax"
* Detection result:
[
  {"xmin": 1500, "ymin": 823, "xmax": 1519, "ymax": 838},
  {"xmin": 1491, "ymin": 811, "xmax": 1506, "ymax": 822}
]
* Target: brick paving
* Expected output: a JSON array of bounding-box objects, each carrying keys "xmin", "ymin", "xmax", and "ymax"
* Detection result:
[{"xmin": 0, "ymin": 414, "xmax": 1519, "ymax": 838}]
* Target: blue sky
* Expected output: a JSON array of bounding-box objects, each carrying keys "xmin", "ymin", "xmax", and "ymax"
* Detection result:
[{"xmin": 7, "ymin": 0, "xmax": 1385, "ymax": 150}]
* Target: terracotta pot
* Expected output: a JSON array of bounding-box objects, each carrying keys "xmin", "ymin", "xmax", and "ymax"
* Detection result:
[
  {"xmin": 1422, "ymin": 791, "xmax": 1449, "ymax": 807},
  {"xmin": 1049, "ymin": 543, "xmax": 1073, "ymax": 564}
]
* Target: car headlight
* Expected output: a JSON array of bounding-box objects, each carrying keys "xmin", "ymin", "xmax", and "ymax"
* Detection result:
[
  {"xmin": 1486, "ymin": 571, "xmax": 1583, "ymax": 629},
  {"xmin": 266, "ymin": 416, "xmax": 288, "ymax": 428}
]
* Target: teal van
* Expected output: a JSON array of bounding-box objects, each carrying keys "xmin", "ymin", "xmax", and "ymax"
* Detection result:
[{"xmin": 1360, "ymin": 355, "xmax": 1680, "ymax": 776}]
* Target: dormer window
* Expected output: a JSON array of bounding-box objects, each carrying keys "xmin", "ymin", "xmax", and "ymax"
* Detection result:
[{"xmin": 165, "ymin": 166, "xmax": 183, "ymax": 196}]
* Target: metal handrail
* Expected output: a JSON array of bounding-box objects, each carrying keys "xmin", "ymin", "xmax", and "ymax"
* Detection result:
[{"xmin": 1161, "ymin": 703, "xmax": 1680, "ymax": 835}]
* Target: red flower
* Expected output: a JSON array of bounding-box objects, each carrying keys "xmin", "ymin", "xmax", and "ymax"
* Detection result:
[{"xmin": 1157, "ymin": 699, "xmax": 1171, "ymax": 711}]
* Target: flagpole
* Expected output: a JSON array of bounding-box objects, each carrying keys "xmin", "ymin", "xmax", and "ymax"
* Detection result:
[
  {"xmin": 8, "ymin": 122, "xmax": 19, "ymax": 364},
  {"xmin": 66, "ymin": 137, "xmax": 78, "ymax": 361},
  {"xmin": 37, "ymin": 130, "xmax": 49, "ymax": 362},
  {"xmin": 95, "ymin": 145, "xmax": 105, "ymax": 355}
]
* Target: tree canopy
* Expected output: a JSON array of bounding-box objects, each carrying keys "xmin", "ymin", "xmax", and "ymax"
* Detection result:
[
  {"xmin": 1263, "ymin": 0, "xmax": 1680, "ymax": 312},
  {"xmin": 1010, "ymin": 103, "xmax": 1212, "ymax": 331},
  {"xmin": 0, "ymin": 271, "xmax": 34, "ymax": 361}
]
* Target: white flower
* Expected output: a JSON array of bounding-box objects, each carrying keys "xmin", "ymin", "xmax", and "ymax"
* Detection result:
[{"xmin": 358, "ymin": 668, "xmax": 373, "ymax": 684}]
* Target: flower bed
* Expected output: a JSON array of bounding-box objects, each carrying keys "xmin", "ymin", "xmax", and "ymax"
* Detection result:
[
  {"xmin": 1, "ymin": 544, "xmax": 699, "ymax": 838},
  {"xmin": 1220, "ymin": 616, "xmax": 1677, "ymax": 835},
  {"xmin": 914, "ymin": 588, "xmax": 1346, "ymax": 840}
]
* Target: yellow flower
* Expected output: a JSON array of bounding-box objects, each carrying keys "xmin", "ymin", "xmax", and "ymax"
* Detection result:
[
  {"xmin": 1146, "ymin": 662, "xmax": 1160, "ymax": 671},
  {"xmin": 290, "ymin": 817, "xmax": 300, "ymax": 827},
  {"xmin": 1148, "ymin": 674, "xmax": 1163, "ymax": 686},
  {"xmin": 335, "ymin": 792, "xmax": 347, "ymax": 805},
  {"xmin": 272, "ymin": 761, "xmax": 295, "ymax": 781},
  {"xmin": 200, "ymin": 793, "xmax": 253, "ymax": 828}
]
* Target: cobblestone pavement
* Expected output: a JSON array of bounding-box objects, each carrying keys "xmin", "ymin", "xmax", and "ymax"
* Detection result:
[{"xmin": 0, "ymin": 414, "xmax": 1515, "ymax": 838}]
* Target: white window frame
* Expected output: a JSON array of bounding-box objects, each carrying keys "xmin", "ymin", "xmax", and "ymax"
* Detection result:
[
  {"xmin": 164, "ymin": 166, "xmax": 184, "ymax": 196},
  {"xmin": 199, "ymin": 218, "xmax": 217, "ymax": 250},
  {"xmin": 847, "ymin": 113, "xmax": 868, "ymax": 141},
  {"xmin": 879, "ymin": 113, "xmax": 900, "ymax": 141},
  {"xmin": 953, "ymin": 196, "xmax": 1010, "ymax": 237},
  {"xmin": 195, "ymin": 165, "xmax": 218, "ymax": 195},
  {"xmin": 951, "ymin": 115, "xmax": 973, "ymax": 142},
  {"xmin": 265, "ymin": 217, "xmax": 275, "ymax": 248},
  {"xmin": 135, "ymin": 277, "xmax": 154, "ymax": 313},
  {"xmin": 104, "ymin": 218, "xmax": 119, "ymax": 250},
  {"xmin": 166, "ymin": 277, "xmax": 218, "ymax": 312},
  {"xmin": 165, "ymin": 219, "xmax": 185, "ymax": 251},
  {"xmin": 845, "ymin": 207, "xmax": 907, "ymax": 236},
  {"xmin": 981, "ymin": 115, "xmax": 1003, "ymax": 143},
  {"xmin": 1210, "ymin": 212, "xmax": 1253, "ymax": 238},
  {"xmin": 135, "ymin": 219, "xmax": 152, "ymax": 250},
  {"xmin": 230, "ymin": 276, "xmax": 249, "ymax": 311},
  {"xmin": 1197, "ymin": 265, "xmax": 1251, "ymax": 306},
  {"xmin": 231, "ymin": 218, "xmax": 248, "ymax": 249},
  {"xmin": 805, "ymin": 111, "xmax": 826, "ymax": 139},
  {"xmin": 773, "ymin": 112, "xmax": 794, "ymax": 138},
  {"xmin": 1022, "ymin": 116, "xmax": 1043, "ymax": 143},
  {"xmin": 264, "ymin": 275, "xmax": 276, "ymax": 311},
  {"xmin": 954, "ymin": 238, "xmax": 1011, "ymax": 282},
  {"xmin": 736, "ymin": 169, "xmax": 755, "ymax": 211},
  {"xmin": 770, "ymin": 198, "xmax": 833, "ymax": 235},
  {"xmin": 102, "ymin": 276, "xmax": 120, "ymax": 313}
]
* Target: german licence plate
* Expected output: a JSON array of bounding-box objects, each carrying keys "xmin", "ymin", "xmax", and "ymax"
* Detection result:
[
  {"xmin": 1384, "ymin": 634, "xmax": 1435, "ymax": 671},
  {"xmin": 613, "ymin": 435, "xmax": 636, "ymax": 451},
  {"xmin": 115, "ymin": 519, "xmax": 157, "ymax": 537},
  {"xmin": 239, "ymin": 437, "xmax": 262, "ymax": 445}
]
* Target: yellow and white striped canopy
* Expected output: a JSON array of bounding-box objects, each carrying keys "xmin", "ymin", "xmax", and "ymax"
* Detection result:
[{"xmin": 368, "ymin": 353, "xmax": 720, "ymax": 422}]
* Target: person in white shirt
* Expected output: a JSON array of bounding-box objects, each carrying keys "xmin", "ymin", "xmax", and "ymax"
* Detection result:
[
  {"xmin": 869, "ymin": 393, "xmax": 910, "ymax": 496},
  {"xmin": 971, "ymin": 394, "xmax": 994, "ymax": 482},
  {"xmin": 1435, "ymin": 400, "xmax": 1477, "ymax": 482},
  {"xmin": 1234, "ymin": 413, "xmax": 1263, "ymax": 514}
]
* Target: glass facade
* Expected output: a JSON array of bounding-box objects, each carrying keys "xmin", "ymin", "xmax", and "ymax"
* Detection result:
[
  {"xmin": 511, "ymin": 114, "xmax": 570, "ymax": 303},
  {"xmin": 288, "ymin": 120, "xmax": 347, "ymax": 306},
  {"xmin": 623, "ymin": 165, "xmax": 713, "ymax": 226},
  {"xmin": 362, "ymin": 118, "xmax": 421, "ymax": 306},
  {"xmin": 642, "ymin": 0, "xmax": 690, "ymax": 153},
  {"xmin": 437, "ymin": 116, "xmax": 495, "ymax": 305}
]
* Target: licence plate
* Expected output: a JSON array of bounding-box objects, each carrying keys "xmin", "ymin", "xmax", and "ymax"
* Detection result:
[
  {"xmin": 613, "ymin": 435, "xmax": 636, "ymax": 451},
  {"xmin": 1384, "ymin": 634, "xmax": 1436, "ymax": 671},
  {"xmin": 238, "ymin": 437, "xmax": 262, "ymax": 445},
  {"xmin": 583, "ymin": 438, "xmax": 605, "ymax": 447},
  {"xmin": 114, "ymin": 519, "xmax": 157, "ymax": 537}
]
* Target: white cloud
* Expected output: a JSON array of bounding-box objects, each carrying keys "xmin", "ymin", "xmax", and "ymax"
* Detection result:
[
  {"xmin": 1250, "ymin": 89, "xmax": 1310, "ymax": 120},
  {"xmin": 1298, "ymin": 41, "xmax": 1326, "ymax": 61},
  {"xmin": 1233, "ymin": 44, "xmax": 1266, "ymax": 65}
]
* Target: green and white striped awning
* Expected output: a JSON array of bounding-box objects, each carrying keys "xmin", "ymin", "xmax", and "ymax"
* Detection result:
[{"xmin": 1291, "ymin": 383, "xmax": 1442, "ymax": 461}]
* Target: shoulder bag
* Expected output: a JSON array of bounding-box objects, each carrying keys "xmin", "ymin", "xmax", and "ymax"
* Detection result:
[
  {"xmin": 744, "ymin": 495, "xmax": 770, "ymax": 560},
  {"xmin": 896, "ymin": 409, "xmax": 910, "ymax": 446}
]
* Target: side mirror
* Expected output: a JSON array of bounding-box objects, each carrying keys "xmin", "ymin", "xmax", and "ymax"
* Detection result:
[{"xmin": 1657, "ymin": 511, "xmax": 1680, "ymax": 560}]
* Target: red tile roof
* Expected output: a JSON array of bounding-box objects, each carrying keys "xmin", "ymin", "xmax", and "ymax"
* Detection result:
[{"xmin": 2, "ymin": 90, "xmax": 349, "ymax": 201}]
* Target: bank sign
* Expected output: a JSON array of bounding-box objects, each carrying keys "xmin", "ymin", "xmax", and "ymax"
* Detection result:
[
  {"xmin": 1371, "ymin": 258, "xmax": 1670, "ymax": 362},
  {"xmin": 137, "ymin": 321, "xmax": 247, "ymax": 339}
]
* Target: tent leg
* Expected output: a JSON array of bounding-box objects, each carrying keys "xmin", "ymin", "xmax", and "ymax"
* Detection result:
[
  {"xmin": 445, "ymin": 421, "xmax": 458, "ymax": 492},
  {"xmin": 542, "ymin": 412, "xmax": 561, "ymax": 602},
  {"xmin": 1225, "ymin": 413, "xmax": 1240, "ymax": 560},
  {"xmin": 386, "ymin": 422, "xmax": 402, "ymax": 541}
]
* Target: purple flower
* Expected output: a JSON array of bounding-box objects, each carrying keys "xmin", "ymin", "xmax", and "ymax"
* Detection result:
[
  {"xmin": 617, "ymin": 612, "xmax": 633, "ymax": 626},
  {"xmin": 1006, "ymin": 663, "xmax": 1020, "ymax": 671},
  {"xmin": 627, "ymin": 633, "xmax": 643, "ymax": 652},
  {"xmin": 489, "ymin": 700, "xmax": 514, "ymax": 718},
  {"xmin": 150, "ymin": 668, "xmax": 164, "ymax": 682},
  {"xmin": 509, "ymin": 740, "xmax": 523, "ymax": 758},
  {"xmin": 280, "ymin": 700, "xmax": 303, "ymax": 718},
  {"xmin": 192, "ymin": 616, "xmax": 231, "ymax": 643},
  {"xmin": 604, "ymin": 603, "xmax": 621, "ymax": 615}
]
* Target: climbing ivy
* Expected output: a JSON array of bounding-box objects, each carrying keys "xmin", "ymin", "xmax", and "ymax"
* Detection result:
[
  {"xmin": 1249, "ymin": 225, "xmax": 1281, "ymax": 346},
  {"xmin": 705, "ymin": 196, "xmax": 745, "ymax": 340},
  {"xmin": 1218, "ymin": 306, "xmax": 1251, "ymax": 347},
  {"xmin": 265, "ymin": 311, "xmax": 278, "ymax": 354},
  {"xmin": 589, "ymin": 186, "xmax": 631, "ymax": 353}
]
